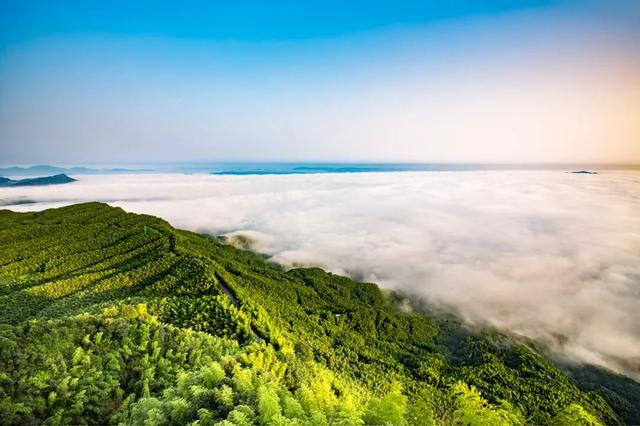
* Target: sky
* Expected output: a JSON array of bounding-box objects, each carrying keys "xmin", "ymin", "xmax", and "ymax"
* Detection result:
[{"xmin": 0, "ymin": 1, "xmax": 639, "ymax": 164}]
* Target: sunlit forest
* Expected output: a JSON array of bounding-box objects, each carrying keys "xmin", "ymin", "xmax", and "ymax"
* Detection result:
[{"xmin": 1, "ymin": 203, "xmax": 638, "ymax": 425}]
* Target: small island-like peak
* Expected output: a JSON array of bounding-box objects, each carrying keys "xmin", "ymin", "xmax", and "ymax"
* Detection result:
[{"xmin": 0, "ymin": 173, "xmax": 77, "ymax": 187}]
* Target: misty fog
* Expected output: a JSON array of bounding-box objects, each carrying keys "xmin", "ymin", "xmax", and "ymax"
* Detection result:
[{"xmin": 2, "ymin": 170, "xmax": 639, "ymax": 378}]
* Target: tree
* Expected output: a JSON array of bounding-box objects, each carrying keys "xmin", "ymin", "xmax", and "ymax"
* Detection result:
[
  {"xmin": 451, "ymin": 382, "xmax": 524, "ymax": 426},
  {"xmin": 552, "ymin": 404, "xmax": 603, "ymax": 426},
  {"xmin": 364, "ymin": 384, "xmax": 408, "ymax": 426}
]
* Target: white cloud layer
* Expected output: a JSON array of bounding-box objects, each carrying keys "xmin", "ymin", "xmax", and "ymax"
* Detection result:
[{"xmin": 2, "ymin": 171, "xmax": 640, "ymax": 378}]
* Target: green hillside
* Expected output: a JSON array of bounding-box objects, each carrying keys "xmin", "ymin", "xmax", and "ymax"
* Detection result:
[{"xmin": 0, "ymin": 203, "xmax": 637, "ymax": 425}]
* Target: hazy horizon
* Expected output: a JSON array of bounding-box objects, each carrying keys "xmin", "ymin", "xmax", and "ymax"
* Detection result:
[{"xmin": 2, "ymin": 160, "xmax": 640, "ymax": 169}]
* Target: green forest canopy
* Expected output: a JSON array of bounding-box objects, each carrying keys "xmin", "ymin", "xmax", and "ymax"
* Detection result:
[{"xmin": 0, "ymin": 203, "xmax": 638, "ymax": 425}]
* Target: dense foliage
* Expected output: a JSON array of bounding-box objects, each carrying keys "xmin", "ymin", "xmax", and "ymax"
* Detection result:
[{"xmin": 0, "ymin": 203, "xmax": 636, "ymax": 424}]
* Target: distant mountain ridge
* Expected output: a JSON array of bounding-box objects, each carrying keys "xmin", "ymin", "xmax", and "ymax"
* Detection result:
[
  {"xmin": 0, "ymin": 173, "xmax": 76, "ymax": 187},
  {"xmin": 0, "ymin": 164, "xmax": 151, "ymax": 176}
]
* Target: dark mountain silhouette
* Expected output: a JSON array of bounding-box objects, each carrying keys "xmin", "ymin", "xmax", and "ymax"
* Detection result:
[{"xmin": 0, "ymin": 173, "xmax": 76, "ymax": 187}]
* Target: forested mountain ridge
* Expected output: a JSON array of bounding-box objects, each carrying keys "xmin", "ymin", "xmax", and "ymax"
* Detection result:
[{"xmin": 0, "ymin": 203, "xmax": 637, "ymax": 425}]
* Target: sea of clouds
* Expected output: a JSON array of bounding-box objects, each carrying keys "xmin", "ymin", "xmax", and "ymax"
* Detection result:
[{"xmin": 2, "ymin": 171, "xmax": 639, "ymax": 378}]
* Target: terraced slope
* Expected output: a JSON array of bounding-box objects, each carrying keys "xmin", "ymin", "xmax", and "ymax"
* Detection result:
[{"xmin": 0, "ymin": 203, "xmax": 637, "ymax": 425}]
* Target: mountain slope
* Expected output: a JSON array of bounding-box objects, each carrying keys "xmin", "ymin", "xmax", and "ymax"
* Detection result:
[{"xmin": 0, "ymin": 203, "xmax": 635, "ymax": 425}]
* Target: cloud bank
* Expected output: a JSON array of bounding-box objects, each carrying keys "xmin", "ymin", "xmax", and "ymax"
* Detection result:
[{"xmin": 2, "ymin": 171, "xmax": 640, "ymax": 378}]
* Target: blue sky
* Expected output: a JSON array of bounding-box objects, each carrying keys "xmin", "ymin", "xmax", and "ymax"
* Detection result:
[
  {"xmin": 0, "ymin": 1, "xmax": 555, "ymax": 44},
  {"xmin": 0, "ymin": 1, "xmax": 639, "ymax": 164}
]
